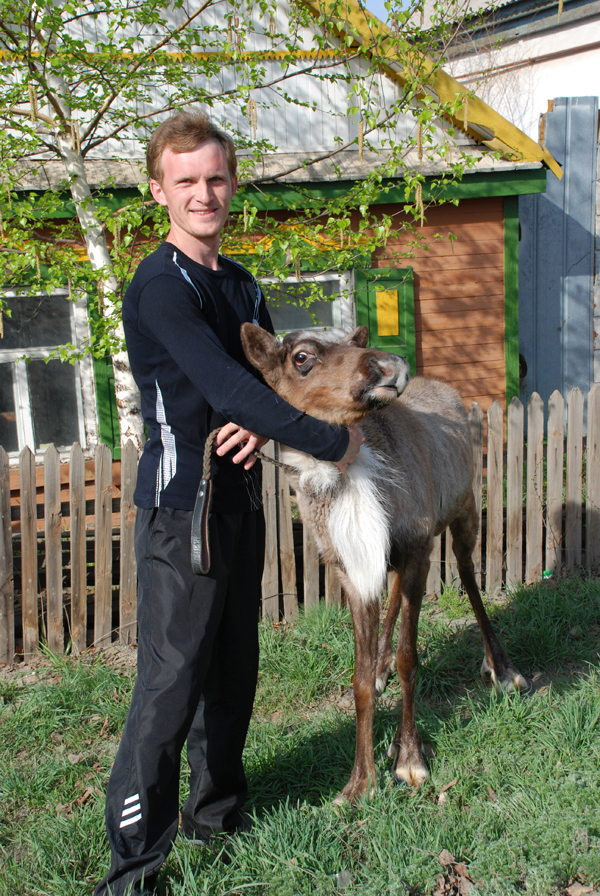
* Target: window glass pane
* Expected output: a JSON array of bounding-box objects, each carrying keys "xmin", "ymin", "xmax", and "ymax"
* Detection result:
[
  {"xmin": 264, "ymin": 279, "xmax": 339, "ymax": 333},
  {"xmin": 1, "ymin": 294, "xmax": 73, "ymax": 350},
  {"xmin": 0, "ymin": 363, "xmax": 18, "ymax": 453},
  {"xmin": 28, "ymin": 359, "xmax": 81, "ymax": 449}
]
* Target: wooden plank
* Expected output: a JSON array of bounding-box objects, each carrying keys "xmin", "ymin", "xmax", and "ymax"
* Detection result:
[
  {"xmin": 261, "ymin": 440, "xmax": 279, "ymax": 622},
  {"xmin": 325, "ymin": 563, "xmax": 341, "ymax": 607},
  {"xmin": 420, "ymin": 343, "xmax": 505, "ymax": 366},
  {"xmin": 303, "ymin": 523, "xmax": 320, "ymax": 610},
  {"xmin": 546, "ymin": 390, "xmax": 564, "ymax": 575},
  {"xmin": 486, "ymin": 400, "xmax": 504, "ymax": 595},
  {"xmin": 525, "ymin": 393, "xmax": 544, "ymax": 584},
  {"xmin": 417, "ymin": 267, "xmax": 505, "ymax": 287},
  {"xmin": 119, "ymin": 440, "xmax": 138, "ymax": 645},
  {"xmin": 94, "ymin": 443, "xmax": 113, "ymax": 648},
  {"xmin": 44, "ymin": 445, "xmax": 63, "ymax": 654},
  {"xmin": 417, "ymin": 309, "xmax": 505, "ymax": 333},
  {"xmin": 417, "ymin": 290, "xmax": 505, "ymax": 313},
  {"xmin": 278, "ymin": 469, "xmax": 298, "ymax": 624},
  {"xmin": 426, "ymin": 533, "xmax": 441, "ymax": 596},
  {"xmin": 20, "ymin": 446, "xmax": 38, "ymax": 657},
  {"xmin": 565, "ymin": 388, "xmax": 584, "ymax": 570},
  {"xmin": 445, "ymin": 528, "xmax": 458, "ymax": 588},
  {"xmin": 506, "ymin": 397, "xmax": 524, "ymax": 590},
  {"xmin": 70, "ymin": 443, "xmax": 87, "ymax": 654},
  {"xmin": 421, "ymin": 328, "xmax": 505, "ymax": 348},
  {"xmin": 381, "ymin": 239, "xmax": 506, "ymax": 260},
  {"xmin": 468, "ymin": 402, "xmax": 483, "ymax": 587},
  {"xmin": 405, "ymin": 253, "xmax": 506, "ymax": 273},
  {"xmin": 586, "ymin": 384, "xmax": 600, "ymax": 571},
  {"xmin": 424, "ymin": 361, "xmax": 505, "ymax": 383},
  {"xmin": 0, "ymin": 446, "xmax": 15, "ymax": 665}
]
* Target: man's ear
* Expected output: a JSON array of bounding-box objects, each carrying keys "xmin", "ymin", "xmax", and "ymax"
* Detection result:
[
  {"xmin": 343, "ymin": 326, "xmax": 369, "ymax": 348},
  {"xmin": 240, "ymin": 323, "xmax": 284, "ymax": 382},
  {"xmin": 150, "ymin": 178, "xmax": 168, "ymax": 207}
]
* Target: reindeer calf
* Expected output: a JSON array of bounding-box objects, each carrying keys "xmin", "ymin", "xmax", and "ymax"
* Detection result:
[{"xmin": 242, "ymin": 323, "xmax": 527, "ymax": 805}]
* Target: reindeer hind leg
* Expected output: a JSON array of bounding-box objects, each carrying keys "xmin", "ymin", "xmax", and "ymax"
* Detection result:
[
  {"xmin": 375, "ymin": 571, "xmax": 403, "ymax": 696},
  {"xmin": 450, "ymin": 494, "xmax": 528, "ymax": 693}
]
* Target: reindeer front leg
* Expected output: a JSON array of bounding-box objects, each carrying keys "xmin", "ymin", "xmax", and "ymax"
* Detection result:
[
  {"xmin": 333, "ymin": 585, "xmax": 380, "ymax": 806},
  {"xmin": 389, "ymin": 554, "xmax": 430, "ymax": 787}
]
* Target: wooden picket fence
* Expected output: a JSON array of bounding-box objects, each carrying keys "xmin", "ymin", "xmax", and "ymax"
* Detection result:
[{"xmin": 1, "ymin": 385, "xmax": 600, "ymax": 662}]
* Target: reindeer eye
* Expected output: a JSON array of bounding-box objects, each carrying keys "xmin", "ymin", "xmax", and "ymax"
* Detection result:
[{"xmin": 294, "ymin": 352, "xmax": 311, "ymax": 366}]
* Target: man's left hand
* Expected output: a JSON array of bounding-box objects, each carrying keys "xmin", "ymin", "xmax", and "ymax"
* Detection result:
[{"xmin": 215, "ymin": 423, "xmax": 269, "ymax": 470}]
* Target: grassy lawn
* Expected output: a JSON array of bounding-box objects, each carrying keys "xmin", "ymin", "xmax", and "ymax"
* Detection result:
[{"xmin": 1, "ymin": 576, "xmax": 600, "ymax": 895}]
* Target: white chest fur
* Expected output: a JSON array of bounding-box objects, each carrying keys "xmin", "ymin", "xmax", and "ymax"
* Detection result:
[{"xmin": 281, "ymin": 444, "xmax": 390, "ymax": 603}]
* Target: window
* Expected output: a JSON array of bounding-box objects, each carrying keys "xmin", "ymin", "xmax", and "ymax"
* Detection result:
[
  {"xmin": 261, "ymin": 272, "xmax": 354, "ymax": 334},
  {"xmin": 0, "ymin": 290, "xmax": 95, "ymax": 454}
]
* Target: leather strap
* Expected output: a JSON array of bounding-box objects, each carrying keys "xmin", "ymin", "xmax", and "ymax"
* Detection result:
[{"xmin": 191, "ymin": 427, "xmax": 222, "ymax": 575}]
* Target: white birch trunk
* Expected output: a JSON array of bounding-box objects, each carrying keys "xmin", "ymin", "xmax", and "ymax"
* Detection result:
[{"xmin": 56, "ymin": 134, "xmax": 145, "ymax": 453}]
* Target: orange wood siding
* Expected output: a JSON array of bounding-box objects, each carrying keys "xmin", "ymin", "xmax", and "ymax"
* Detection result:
[{"xmin": 371, "ymin": 197, "xmax": 506, "ymax": 417}]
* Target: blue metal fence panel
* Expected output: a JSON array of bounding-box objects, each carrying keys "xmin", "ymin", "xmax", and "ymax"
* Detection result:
[{"xmin": 518, "ymin": 96, "xmax": 597, "ymax": 419}]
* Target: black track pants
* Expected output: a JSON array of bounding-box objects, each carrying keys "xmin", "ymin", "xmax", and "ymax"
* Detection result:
[{"xmin": 94, "ymin": 506, "xmax": 265, "ymax": 896}]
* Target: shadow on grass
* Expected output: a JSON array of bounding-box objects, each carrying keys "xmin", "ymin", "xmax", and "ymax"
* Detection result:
[{"xmin": 245, "ymin": 574, "xmax": 600, "ymax": 814}]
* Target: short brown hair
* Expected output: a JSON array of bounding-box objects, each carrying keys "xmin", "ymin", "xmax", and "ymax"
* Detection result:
[{"xmin": 146, "ymin": 111, "xmax": 237, "ymax": 183}]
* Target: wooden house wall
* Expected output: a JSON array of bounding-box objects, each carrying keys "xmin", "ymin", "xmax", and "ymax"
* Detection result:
[{"xmin": 371, "ymin": 196, "xmax": 506, "ymax": 416}]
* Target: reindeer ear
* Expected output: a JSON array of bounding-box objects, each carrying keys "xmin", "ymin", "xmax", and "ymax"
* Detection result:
[
  {"xmin": 240, "ymin": 323, "xmax": 283, "ymax": 376},
  {"xmin": 343, "ymin": 326, "xmax": 369, "ymax": 348}
]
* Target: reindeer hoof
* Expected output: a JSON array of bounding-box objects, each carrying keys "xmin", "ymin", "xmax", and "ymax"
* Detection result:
[
  {"xmin": 332, "ymin": 779, "xmax": 376, "ymax": 807},
  {"xmin": 481, "ymin": 656, "xmax": 529, "ymax": 693},
  {"xmin": 389, "ymin": 741, "xmax": 429, "ymax": 788}
]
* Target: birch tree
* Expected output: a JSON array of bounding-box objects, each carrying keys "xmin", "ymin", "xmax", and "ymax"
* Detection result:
[{"xmin": 0, "ymin": 0, "xmax": 475, "ymax": 449}]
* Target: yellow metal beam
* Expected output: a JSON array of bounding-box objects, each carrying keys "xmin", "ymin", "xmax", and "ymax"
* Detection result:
[{"xmin": 299, "ymin": 0, "xmax": 562, "ymax": 179}]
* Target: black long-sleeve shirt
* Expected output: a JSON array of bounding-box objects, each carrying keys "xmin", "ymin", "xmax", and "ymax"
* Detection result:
[{"xmin": 123, "ymin": 242, "xmax": 349, "ymax": 512}]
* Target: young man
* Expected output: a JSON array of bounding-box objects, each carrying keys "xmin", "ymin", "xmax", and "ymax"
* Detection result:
[{"xmin": 94, "ymin": 111, "xmax": 363, "ymax": 896}]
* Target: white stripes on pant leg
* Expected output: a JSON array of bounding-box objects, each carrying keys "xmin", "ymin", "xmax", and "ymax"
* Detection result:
[{"xmin": 120, "ymin": 793, "xmax": 142, "ymax": 829}]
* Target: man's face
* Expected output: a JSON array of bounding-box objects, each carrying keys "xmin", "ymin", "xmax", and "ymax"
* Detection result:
[{"xmin": 150, "ymin": 140, "xmax": 238, "ymax": 246}]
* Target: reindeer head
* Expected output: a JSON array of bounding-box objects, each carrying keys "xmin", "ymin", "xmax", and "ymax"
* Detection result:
[{"xmin": 241, "ymin": 324, "xmax": 410, "ymax": 426}]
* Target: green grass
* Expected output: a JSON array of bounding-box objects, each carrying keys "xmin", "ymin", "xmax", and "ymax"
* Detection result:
[{"xmin": 1, "ymin": 576, "xmax": 600, "ymax": 895}]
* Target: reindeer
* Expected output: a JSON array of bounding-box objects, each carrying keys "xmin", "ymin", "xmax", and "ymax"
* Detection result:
[{"xmin": 241, "ymin": 323, "xmax": 528, "ymax": 805}]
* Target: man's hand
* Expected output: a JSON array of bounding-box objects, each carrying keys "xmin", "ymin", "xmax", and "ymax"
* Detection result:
[
  {"xmin": 215, "ymin": 422, "xmax": 269, "ymax": 470},
  {"xmin": 333, "ymin": 424, "xmax": 365, "ymax": 473}
]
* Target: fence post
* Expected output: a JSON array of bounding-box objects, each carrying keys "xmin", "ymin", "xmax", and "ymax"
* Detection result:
[
  {"xmin": 566, "ymin": 387, "xmax": 584, "ymax": 569},
  {"xmin": 303, "ymin": 524, "xmax": 319, "ymax": 610},
  {"xmin": 587, "ymin": 384, "xmax": 600, "ymax": 571},
  {"xmin": 120, "ymin": 440, "xmax": 138, "ymax": 644},
  {"xmin": 261, "ymin": 441, "xmax": 279, "ymax": 622},
  {"xmin": 20, "ymin": 446, "xmax": 38, "ymax": 657},
  {"xmin": 506, "ymin": 397, "xmax": 524, "ymax": 590},
  {"xmin": 425, "ymin": 534, "xmax": 441, "ymax": 597},
  {"xmin": 525, "ymin": 393, "xmax": 544, "ymax": 584},
  {"xmin": 44, "ymin": 445, "xmax": 63, "ymax": 653},
  {"xmin": 468, "ymin": 402, "xmax": 484, "ymax": 587},
  {"xmin": 70, "ymin": 443, "xmax": 87, "ymax": 653},
  {"xmin": 325, "ymin": 563, "xmax": 341, "ymax": 607},
  {"xmin": 94, "ymin": 443, "xmax": 113, "ymax": 648},
  {"xmin": 546, "ymin": 390, "xmax": 565, "ymax": 575},
  {"xmin": 277, "ymin": 466, "xmax": 298, "ymax": 624},
  {"xmin": 486, "ymin": 400, "xmax": 503, "ymax": 594},
  {"xmin": 0, "ymin": 446, "xmax": 15, "ymax": 664}
]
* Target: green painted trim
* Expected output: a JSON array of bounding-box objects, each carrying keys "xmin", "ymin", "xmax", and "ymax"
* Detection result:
[
  {"xmin": 17, "ymin": 169, "xmax": 547, "ymax": 219},
  {"xmin": 504, "ymin": 196, "xmax": 520, "ymax": 405},
  {"xmin": 93, "ymin": 353, "xmax": 121, "ymax": 459},
  {"xmin": 232, "ymin": 168, "xmax": 548, "ymax": 212}
]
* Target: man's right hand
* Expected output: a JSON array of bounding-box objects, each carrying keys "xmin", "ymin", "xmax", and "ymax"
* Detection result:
[{"xmin": 333, "ymin": 424, "xmax": 364, "ymax": 473}]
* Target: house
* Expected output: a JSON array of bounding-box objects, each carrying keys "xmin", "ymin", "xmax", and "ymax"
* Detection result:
[
  {"xmin": 444, "ymin": 0, "xmax": 599, "ymax": 408},
  {"xmin": 0, "ymin": 0, "xmax": 561, "ymax": 462}
]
